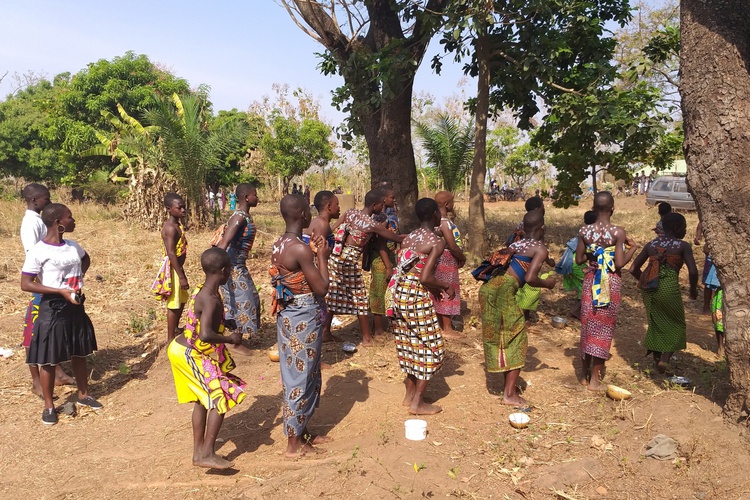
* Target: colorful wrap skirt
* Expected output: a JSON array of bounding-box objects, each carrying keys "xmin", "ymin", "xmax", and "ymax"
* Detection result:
[
  {"xmin": 479, "ymin": 274, "xmax": 527, "ymax": 372},
  {"xmin": 712, "ymin": 288, "xmax": 724, "ymax": 333},
  {"xmin": 167, "ymin": 338, "xmax": 246, "ymax": 414},
  {"xmin": 220, "ymin": 247, "xmax": 260, "ymax": 337},
  {"xmin": 369, "ymin": 248, "xmax": 395, "ymax": 315},
  {"xmin": 390, "ymin": 273, "xmax": 444, "ymax": 380},
  {"xmin": 151, "ymin": 257, "xmax": 189, "ymax": 310},
  {"xmin": 563, "ymin": 263, "xmax": 587, "ymax": 300},
  {"xmin": 433, "ymin": 249, "xmax": 461, "ymax": 316},
  {"xmin": 26, "ymin": 295, "xmax": 97, "ymax": 366},
  {"xmin": 641, "ymin": 266, "xmax": 686, "ymax": 354},
  {"xmin": 580, "ymin": 269, "xmax": 621, "ymax": 360},
  {"xmin": 22, "ymin": 292, "xmax": 42, "ymax": 348},
  {"xmin": 277, "ymin": 293, "xmax": 323, "ymax": 438},
  {"xmin": 327, "ymin": 244, "xmax": 368, "ymax": 315}
]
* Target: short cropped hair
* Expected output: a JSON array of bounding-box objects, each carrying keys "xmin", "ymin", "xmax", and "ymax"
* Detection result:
[
  {"xmin": 364, "ymin": 189, "xmax": 385, "ymax": 207},
  {"xmin": 164, "ymin": 192, "xmax": 183, "ymax": 209},
  {"xmin": 314, "ymin": 190, "xmax": 335, "ymax": 211},
  {"xmin": 415, "ymin": 197, "xmax": 438, "ymax": 222},
  {"xmin": 525, "ymin": 196, "xmax": 543, "ymax": 212},
  {"xmin": 41, "ymin": 203, "xmax": 69, "ymax": 228}
]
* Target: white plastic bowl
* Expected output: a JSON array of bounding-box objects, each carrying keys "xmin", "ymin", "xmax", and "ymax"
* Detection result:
[
  {"xmin": 509, "ymin": 412, "xmax": 531, "ymax": 429},
  {"xmin": 404, "ymin": 419, "xmax": 427, "ymax": 440}
]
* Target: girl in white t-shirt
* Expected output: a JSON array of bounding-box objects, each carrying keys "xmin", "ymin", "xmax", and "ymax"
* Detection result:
[{"xmin": 21, "ymin": 203, "xmax": 102, "ymax": 425}]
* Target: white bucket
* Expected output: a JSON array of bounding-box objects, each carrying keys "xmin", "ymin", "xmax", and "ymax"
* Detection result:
[{"xmin": 404, "ymin": 419, "xmax": 427, "ymax": 441}]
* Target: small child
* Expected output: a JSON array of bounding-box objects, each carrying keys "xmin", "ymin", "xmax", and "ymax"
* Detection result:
[
  {"xmin": 151, "ymin": 193, "xmax": 189, "ymax": 341},
  {"xmin": 480, "ymin": 210, "xmax": 557, "ymax": 406},
  {"xmin": 167, "ymin": 247, "xmax": 245, "ymax": 470},
  {"xmin": 555, "ymin": 210, "xmax": 597, "ymax": 318},
  {"xmin": 433, "ymin": 191, "xmax": 466, "ymax": 338},
  {"xmin": 369, "ymin": 187, "xmax": 399, "ymax": 338}
]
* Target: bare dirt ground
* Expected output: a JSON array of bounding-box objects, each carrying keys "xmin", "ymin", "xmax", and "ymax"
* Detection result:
[{"xmin": 1, "ymin": 196, "xmax": 749, "ymax": 499}]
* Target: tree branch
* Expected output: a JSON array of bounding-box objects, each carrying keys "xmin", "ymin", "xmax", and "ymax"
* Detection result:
[{"xmin": 491, "ymin": 49, "xmax": 584, "ymax": 96}]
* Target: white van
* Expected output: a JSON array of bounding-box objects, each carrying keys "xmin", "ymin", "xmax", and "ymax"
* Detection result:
[{"xmin": 646, "ymin": 175, "xmax": 696, "ymax": 210}]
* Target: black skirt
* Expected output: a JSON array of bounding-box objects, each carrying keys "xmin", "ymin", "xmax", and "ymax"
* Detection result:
[{"xmin": 26, "ymin": 295, "xmax": 97, "ymax": 366}]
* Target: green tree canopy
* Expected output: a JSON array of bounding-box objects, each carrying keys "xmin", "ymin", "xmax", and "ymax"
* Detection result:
[
  {"xmin": 259, "ymin": 115, "xmax": 333, "ymax": 193},
  {"xmin": 414, "ymin": 113, "xmax": 475, "ymax": 192}
]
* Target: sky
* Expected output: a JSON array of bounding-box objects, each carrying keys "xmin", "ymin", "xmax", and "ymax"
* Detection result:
[{"xmin": 0, "ymin": 1, "xmax": 472, "ymax": 124}]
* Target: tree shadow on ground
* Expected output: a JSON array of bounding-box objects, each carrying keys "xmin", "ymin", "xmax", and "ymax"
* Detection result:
[
  {"xmin": 221, "ymin": 393, "xmax": 282, "ymax": 461},
  {"xmin": 426, "ymin": 350, "xmax": 465, "ymax": 404},
  {"xmin": 315, "ymin": 368, "xmax": 371, "ymax": 435}
]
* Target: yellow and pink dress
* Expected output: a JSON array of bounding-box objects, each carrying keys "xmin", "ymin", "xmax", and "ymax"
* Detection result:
[
  {"xmin": 150, "ymin": 225, "xmax": 188, "ymax": 310},
  {"xmin": 167, "ymin": 286, "xmax": 246, "ymax": 414}
]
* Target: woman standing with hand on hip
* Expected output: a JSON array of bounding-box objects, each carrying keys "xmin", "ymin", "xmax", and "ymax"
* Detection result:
[{"xmin": 21, "ymin": 203, "xmax": 101, "ymax": 425}]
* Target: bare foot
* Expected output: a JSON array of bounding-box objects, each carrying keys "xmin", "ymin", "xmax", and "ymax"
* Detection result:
[
  {"xmin": 409, "ymin": 402, "xmax": 443, "ymax": 415},
  {"xmin": 305, "ymin": 434, "xmax": 333, "ymax": 445},
  {"xmin": 402, "ymin": 391, "xmax": 416, "ymax": 407},
  {"xmin": 717, "ymin": 348, "xmax": 725, "ymax": 359},
  {"xmin": 578, "ymin": 373, "xmax": 590, "ymax": 386},
  {"xmin": 441, "ymin": 330, "xmax": 463, "ymax": 340},
  {"xmin": 231, "ymin": 344, "xmax": 253, "ymax": 356},
  {"xmin": 500, "ymin": 395, "xmax": 527, "ymax": 407},
  {"xmin": 587, "ymin": 380, "xmax": 605, "ymax": 392},
  {"xmin": 656, "ymin": 361, "xmax": 668, "ymax": 374},
  {"xmin": 361, "ymin": 337, "xmax": 375, "ymax": 348},
  {"xmin": 193, "ymin": 454, "xmax": 234, "ymax": 470},
  {"xmin": 54, "ymin": 374, "xmax": 75, "ymax": 386},
  {"xmin": 285, "ymin": 442, "xmax": 320, "ymax": 459},
  {"xmin": 322, "ymin": 334, "xmax": 336, "ymax": 343},
  {"xmin": 31, "ymin": 384, "xmax": 43, "ymax": 398},
  {"xmin": 373, "ymin": 330, "xmax": 385, "ymax": 337}
]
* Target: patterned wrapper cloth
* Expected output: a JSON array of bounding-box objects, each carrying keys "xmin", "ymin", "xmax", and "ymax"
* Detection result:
[
  {"xmin": 21, "ymin": 292, "xmax": 42, "ymax": 348},
  {"xmin": 167, "ymin": 286, "xmax": 246, "ymax": 414},
  {"xmin": 580, "ymin": 266, "xmax": 621, "ymax": 360},
  {"xmin": 479, "ymin": 274, "xmax": 527, "ymax": 372},
  {"xmin": 327, "ymin": 244, "xmax": 368, "ymax": 315},
  {"xmin": 221, "ymin": 247, "xmax": 260, "ymax": 338},
  {"xmin": 270, "ymin": 266, "xmax": 323, "ymax": 438},
  {"xmin": 277, "ymin": 294, "xmax": 323, "ymax": 438},
  {"xmin": 433, "ymin": 249, "xmax": 461, "ymax": 316},
  {"xmin": 712, "ymin": 289, "xmax": 724, "ymax": 333},
  {"xmin": 387, "ymin": 250, "xmax": 444, "ymax": 380},
  {"xmin": 641, "ymin": 266, "xmax": 687, "ymax": 353}
]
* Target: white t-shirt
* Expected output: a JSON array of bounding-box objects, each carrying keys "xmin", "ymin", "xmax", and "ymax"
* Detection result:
[
  {"xmin": 22, "ymin": 240, "xmax": 87, "ymax": 291},
  {"xmin": 20, "ymin": 210, "xmax": 47, "ymax": 253}
]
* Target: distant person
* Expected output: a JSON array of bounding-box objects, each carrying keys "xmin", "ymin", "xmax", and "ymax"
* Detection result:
[
  {"xmin": 576, "ymin": 192, "xmax": 638, "ymax": 391},
  {"xmin": 630, "ymin": 213, "xmax": 698, "ymax": 373},
  {"xmin": 19, "ymin": 184, "xmax": 75, "ymax": 396},
  {"xmin": 304, "ymin": 185, "xmax": 311, "ymax": 206},
  {"xmin": 229, "ymin": 191, "xmax": 237, "ymax": 211},
  {"xmin": 270, "ymin": 195, "xmax": 332, "ymax": 457},
  {"xmin": 208, "ymin": 190, "xmax": 215, "ymax": 209},
  {"xmin": 555, "ymin": 210, "xmax": 597, "ymax": 319},
  {"xmin": 151, "ymin": 193, "xmax": 189, "ymax": 341},
  {"xmin": 292, "ymin": 183, "xmax": 299, "ymax": 196},
  {"xmin": 433, "ymin": 191, "xmax": 466, "ymax": 338},
  {"xmin": 215, "ymin": 183, "xmax": 260, "ymax": 355},
  {"xmin": 167, "ymin": 247, "xmax": 246, "ymax": 469},
  {"xmin": 480, "ymin": 210, "xmax": 557, "ymax": 407},
  {"xmin": 22, "ymin": 203, "xmax": 102, "ymax": 425},
  {"xmin": 639, "ymin": 172, "xmax": 647, "ymax": 195},
  {"xmin": 647, "ymin": 173, "xmax": 654, "ymax": 191},
  {"xmin": 387, "ymin": 198, "xmax": 452, "ymax": 415},
  {"xmin": 654, "ymin": 202, "xmax": 672, "ymax": 236}
]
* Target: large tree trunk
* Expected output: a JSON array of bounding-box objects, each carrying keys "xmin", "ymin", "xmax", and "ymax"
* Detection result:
[
  {"xmin": 681, "ymin": 0, "xmax": 750, "ymax": 423},
  {"xmin": 467, "ymin": 31, "xmax": 490, "ymax": 259},
  {"xmin": 362, "ymin": 82, "xmax": 420, "ymax": 230}
]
